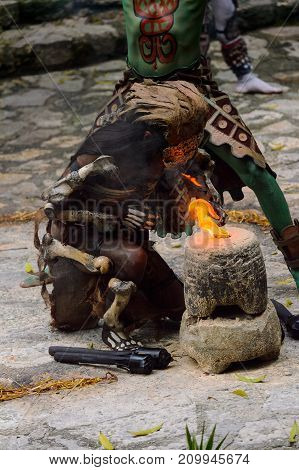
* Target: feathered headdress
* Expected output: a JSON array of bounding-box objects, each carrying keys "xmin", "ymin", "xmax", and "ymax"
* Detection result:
[
  {"xmin": 120, "ymin": 80, "xmax": 209, "ymax": 167},
  {"xmin": 121, "ymin": 79, "xmax": 208, "ymax": 144}
]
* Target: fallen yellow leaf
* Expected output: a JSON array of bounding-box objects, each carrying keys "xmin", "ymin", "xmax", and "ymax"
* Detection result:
[
  {"xmin": 269, "ymin": 142, "xmax": 285, "ymax": 151},
  {"xmin": 171, "ymin": 242, "xmax": 182, "ymax": 248},
  {"xmin": 130, "ymin": 423, "xmax": 163, "ymax": 438},
  {"xmin": 276, "ymin": 278, "xmax": 293, "ymax": 286},
  {"xmin": 99, "ymin": 432, "xmax": 114, "ymax": 450},
  {"xmin": 25, "ymin": 262, "xmax": 34, "ymax": 274},
  {"xmin": 263, "ymin": 103, "xmax": 278, "ymax": 110},
  {"xmin": 232, "ymin": 389, "xmax": 249, "ymax": 399},
  {"xmin": 289, "ymin": 420, "xmax": 299, "ymax": 444},
  {"xmin": 235, "ymin": 373, "xmax": 266, "ymax": 384},
  {"xmin": 285, "ymin": 299, "xmax": 293, "ymax": 307}
]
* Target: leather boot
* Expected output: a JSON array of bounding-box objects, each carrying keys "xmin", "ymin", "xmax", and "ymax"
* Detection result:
[{"xmin": 271, "ymin": 220, "xmax": 299, "ymax": 271}]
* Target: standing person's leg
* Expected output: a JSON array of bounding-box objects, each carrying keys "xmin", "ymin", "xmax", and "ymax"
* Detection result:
[
  {"xmin": 210, "ymin": 0, "xmax": 282, "ymax": 94},
  {"xmin": 206, "ymin": 142, "xmax": 299, "ymax": 289}
]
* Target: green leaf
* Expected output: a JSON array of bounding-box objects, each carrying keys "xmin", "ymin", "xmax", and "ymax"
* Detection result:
[
  {"xmin": 235, "ymin": 373, "xmax": 266, "ymax": 384},
  {"xmin": 186, "ymin": 425, "xmax": 200, "ymax": 450},
  {"xmin": 98, "ymin": 432, "xmax": 114, "ymax": 450},
  {"xmin": 186, "ymin": 423, "xmax": 229, "ymax": 450},
  {"xmin": 186, "ymin": 425, "xmax": 193, "ymax": 450},
  {"xmin": 232, "ymin": 389, "xmax": 249, "ymax": 399},
  {"xmin": 205, "ymin": 425, "xmax": 216, "ymax": 450},
  {"xmin": 200, "ymin": 422, "xmax": 205, "ymax": 450},
  {"xmin": 289, "ymin": 420, "xmax": 299, "ymax": 443},
  {"xmin": 130, "ymin": 423, "xmax": 163, "ymax": 437},
  {"xmin": 215, "ymin": 434, "xmax": 230, "ymax": 450},
  {"xmin": 192, "ymin": 435, "xmax": 199, "ymax": 449}
]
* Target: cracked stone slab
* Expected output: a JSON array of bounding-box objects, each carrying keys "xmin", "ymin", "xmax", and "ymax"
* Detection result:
[
  {"xmin": 261, "ymin": 26, "xmax": 299, "ymax": 40},
  {"xmin": 1, "ymin": 89, "xmax": 56, "ymax": 108},
  {"xmin": 0, "ymin": 173, "xmax": 31, "ymax": 185},
  {"xmin": 0, "ymin": 149, "xmax": 50, "ymax": 162},
  {"xmin": 259, "ymin": 120, "xmax": 298, "ymax": 135},
  {"xmin": 38, "ymin": 73, "xmax": 85, "ymax": 93},
  {"xmin": 260, "ymin": 99, "xmax": 299, "ymax": 119},
  {"xmin": 0, "ymin": 18, "xmax": 121, "ymax": 76}
]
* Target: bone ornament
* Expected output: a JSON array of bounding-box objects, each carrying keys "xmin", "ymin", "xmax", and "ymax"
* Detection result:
[
  {"xmin": 41, "ymin": 155, "xmax": 117, "ymax": 204},
  {"xmin": 44, "ymin": 207, "xmax": 118, "ymax": 232},
  {"xmin": 103, "ymin": 278, "xmax": 137, "ymax": 331},
  {"xmin": 41, "ymin": 233, "xmax": 111, "ymax": 274}
]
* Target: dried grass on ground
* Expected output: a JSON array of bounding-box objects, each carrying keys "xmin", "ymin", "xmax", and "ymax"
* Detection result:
[
  {"xmin": 0, "ymin": 373, "xmax": 117, "ymax": 402},
  {"xmin": 227, "ymin": 210, "xmax": 270, "ymax": 229}
]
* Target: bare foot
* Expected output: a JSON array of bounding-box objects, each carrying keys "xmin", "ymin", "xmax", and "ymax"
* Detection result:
[{"xmin": 236, "ymin": 73, "xmax": 282, "ymax": 94}]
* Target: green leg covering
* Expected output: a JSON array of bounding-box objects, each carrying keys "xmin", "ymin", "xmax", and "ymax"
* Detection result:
[{"xmin": 206, "ymin": 143, "xmax": 299, "ymax": 289}]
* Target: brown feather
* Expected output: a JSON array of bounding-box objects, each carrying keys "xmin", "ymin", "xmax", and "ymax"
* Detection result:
[{"xmin": 120, "ymin": 80, "xmax": 208, "ymax": 145}]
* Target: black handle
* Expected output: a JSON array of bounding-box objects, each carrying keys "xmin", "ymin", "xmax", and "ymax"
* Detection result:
[
  {"xmin": 49, "ymin": 346, "xmax": 103, "ymax": 357},
  {"xmin": 53, "ymin": 351, "xmax": 153, "ymax": 375},
  {"xmin": 53, "ymin": 351, "xmax": 120, "ymax": 365},
  {"xmin": 49, "ymin": 345, "xmax": 173, "ymax": 370}
]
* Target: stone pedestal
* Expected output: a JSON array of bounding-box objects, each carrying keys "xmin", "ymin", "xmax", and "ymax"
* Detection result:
[
  {"xmin": 180, "ymin": 226, "xmax": 282, "ymax": 373},
  {"xmin": 184, "ymin": 227, "xmax": 268, "ymax": 317},
  {"xmin": 180, "ymin": 301, "xmax": 282, "ymax": 374}
]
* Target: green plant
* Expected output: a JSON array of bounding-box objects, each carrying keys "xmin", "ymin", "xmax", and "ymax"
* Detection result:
[{"xmin": 186, "ymin": 424, "xmax": 229, "ymax": 450}]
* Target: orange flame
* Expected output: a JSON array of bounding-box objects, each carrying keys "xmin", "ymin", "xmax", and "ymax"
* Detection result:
[
  {"xmin": 188, "ymin": 199, "xmax": 230, "ymax": 239},
  {"xmin": 181, "ymin": 173, "xmax": 202, "ymax": 187}
]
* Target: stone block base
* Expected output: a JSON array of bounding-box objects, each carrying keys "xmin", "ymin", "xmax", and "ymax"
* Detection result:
[{"xmin": 180, "ymin": 300, "xmax": 282, "ymax": 374}]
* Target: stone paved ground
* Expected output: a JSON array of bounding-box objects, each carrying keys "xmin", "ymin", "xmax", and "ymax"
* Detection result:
[{"xmin": 0, "ymin": 26, "xmax": 299, "ymax": 450}]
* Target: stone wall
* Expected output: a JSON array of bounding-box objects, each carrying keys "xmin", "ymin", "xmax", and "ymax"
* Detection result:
[
  {"xmin": 1, "ymin": 0, "xmax": 298, "ymax": 30},
  {"xmin": 238, "ymin": 0, "xmax": 299, "ymax": 31}
]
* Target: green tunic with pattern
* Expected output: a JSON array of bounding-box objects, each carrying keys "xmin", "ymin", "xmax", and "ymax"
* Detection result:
[{"xmin": 122, "ymin": 0, "xmax": 207, "ymax": 78}]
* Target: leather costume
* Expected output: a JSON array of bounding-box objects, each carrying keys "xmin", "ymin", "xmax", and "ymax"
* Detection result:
[
  {"xmin": 31, "ymin": 1, "xmax": 298, "ymax": 339},
  {"xmin": 119, "ymin": 0, "xmax": 299, "ymax": 286}
]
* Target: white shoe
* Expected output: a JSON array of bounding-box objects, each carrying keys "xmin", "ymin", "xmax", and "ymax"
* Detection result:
[{"xmin": 236, "ymin": 72, "xmax": 282, "ymax": 94}]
